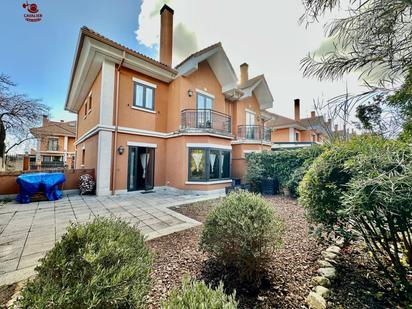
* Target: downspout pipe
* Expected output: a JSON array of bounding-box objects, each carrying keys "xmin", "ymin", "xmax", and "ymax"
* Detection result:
[{"xmin": 111, "ymin": 51, "xmax": 126, "ymax": 195}]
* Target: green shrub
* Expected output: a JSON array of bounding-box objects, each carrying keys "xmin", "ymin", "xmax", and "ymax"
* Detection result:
[
  {"xmin": 246, "ymin": 146, "xmax": 323, "ymax": 193},
  {"xmin": 17, "ymin": 217, "xmax": 153, "ymax": 308},
  {"xmin": 161, "ymin": 277, "xmax": 237, "ymax": 309},
  {"xmin": 298, "ymin": 136, "xmax": 412, "ymax": 297},
  {"xmin": 199, "ymin": 191, "xmax": 284, "ymax": 285}
]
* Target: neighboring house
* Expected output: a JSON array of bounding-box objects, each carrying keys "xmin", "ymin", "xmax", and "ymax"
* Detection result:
[
  {"xmin": 65, "ymin": 5, "xmax": 274, "ymax": 195},
  {"xmin": 30, "ymin": 116, "xmax": 76, "ymax": 168},
  {"xmin": 263, "ymin": 99, "xmax": 330, "ymax": 149}
]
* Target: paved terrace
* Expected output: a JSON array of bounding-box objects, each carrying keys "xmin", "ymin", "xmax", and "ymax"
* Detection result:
[{"xmin": 0, "ymin": 190, "xmax": 222, "ymax": 285}]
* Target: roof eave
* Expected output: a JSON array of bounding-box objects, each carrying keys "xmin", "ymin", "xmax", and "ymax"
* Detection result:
[{"xmin": 65, "ymin": 28, "xmax": 178, "ymax": 113}]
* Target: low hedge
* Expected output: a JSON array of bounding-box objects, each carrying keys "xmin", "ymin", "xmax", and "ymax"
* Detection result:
[
  {"xmin": 17, "ymin": 217, "xmax": 153, "ymax": 308},
  {"xmin": 161, "ymin": 277, "xmax": 237, "ymax": 308}
]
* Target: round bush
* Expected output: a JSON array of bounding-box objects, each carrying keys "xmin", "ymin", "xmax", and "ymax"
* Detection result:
[
  {"xmin": 161, "ymin": 277, "xmax": 237, "ymax": 309},
  {"xmin": 17, "ymin": 217, "xmax": 153, "ymax": 308},
  {"xmin": 199, "ymin": 191, "xmax": 284, "ymax": 285}
]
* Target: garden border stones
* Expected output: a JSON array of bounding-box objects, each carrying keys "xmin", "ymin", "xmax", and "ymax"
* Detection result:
[{"xmin": 306, "ymin": 243, "xmax": 342, "ymax": 309}]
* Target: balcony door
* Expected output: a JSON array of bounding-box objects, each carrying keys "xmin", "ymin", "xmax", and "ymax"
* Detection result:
[
  {"xmin": 196, "ymin": 92, "xmax": 213, "ymax": 128},
  {"xmin": 127, "ymin": 146, "xmax": 155, "ymax": 191},
  {"xmin": 246, "ymin": 110, "xmax": 256, "ymax": 139}
]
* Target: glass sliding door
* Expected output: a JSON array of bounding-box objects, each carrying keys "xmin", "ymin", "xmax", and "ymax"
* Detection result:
[
  {"xmin": 127, "ymin": 146, "xmax": 155, "ymax": 191},
  {"xmin": 196, "ymin": 92, "xmax": 213, "ymax": 128},
  {"xmin": 246, "ymin": 111, "xmax": 256, "ymax": 139}
]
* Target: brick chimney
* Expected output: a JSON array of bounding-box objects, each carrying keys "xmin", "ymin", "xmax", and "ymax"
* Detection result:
[
  {"xmin": 159, "ymin": 4, "xmax": 174, "ymax": 66},
  {"xmin": 311, "ymin": 111, "xmax": 316, "ymax": 119},
  {"xmin": 294, "ymin": 99, "xmax": 300, "ymax": 121},
  {"xmin": 42, "ymin": 115, "xmax": 49, "ymax": 125},
  {"xmin": 240, "ymin": 63, "xmax": 249, "ymax": 84}
]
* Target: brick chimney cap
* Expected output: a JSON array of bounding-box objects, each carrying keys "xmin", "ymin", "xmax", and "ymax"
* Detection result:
[
  {"xmin": 240, "ymin": 62, "xmax": 248, "ymax": 67},
  {"xmin": 160, "ymin": 4, "xmax": 174, "ymax": 15}
]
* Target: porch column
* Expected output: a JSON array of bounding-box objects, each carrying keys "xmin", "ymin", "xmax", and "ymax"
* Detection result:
[
  {"xmin": 289, "ymin": 128, "xmax": 295, "ymax": 142},
  {"xmin": 36, "ymin": 138, "xmax": 41, "ymax": 163},
  {"xmin": 63, "ymin": 136, "xmax": 68, "ymax": 163},
  {"xmin": 96, "ymin": 59, "xmax": 115, "ymax": 195}
]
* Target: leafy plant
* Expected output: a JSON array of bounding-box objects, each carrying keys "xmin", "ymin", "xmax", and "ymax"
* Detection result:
[
  {"xmin": 299, "ymin": 136, "xmax": 412, "ymax": 298},
  {"xmin": 16, "ymin": 217, "xmax": 153, "ymax": 308},
  {"xmin": 199, "ymin": 191, "xmax": 284, "ymax": 286},
  {"xmin": 161, "ymin": 276, "xmax": 237, "ymax": 309}
]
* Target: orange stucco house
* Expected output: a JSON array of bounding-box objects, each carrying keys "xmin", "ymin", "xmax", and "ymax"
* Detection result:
[
  {"xmin": 65, "ymin": 5, "xmax": 273, "ymax": 195},
  {"xmin": 263, "ymin": 99, "xmax": 329, "ymax": 149},
  {"xmin": 30, "ymin": 116, "xmax": 76, "ymax": 168}
]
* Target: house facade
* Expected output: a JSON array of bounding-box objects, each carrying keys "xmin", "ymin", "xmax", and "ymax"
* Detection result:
[
  {"xmin": 264, "ymin": 99, "xmax": 329, "ymax": 149},
  {"xmin": 30, "ymin": 116, "xmax": 76, "ymax": 168},
  {"xmin": 65, "ymin": 5, "xmax": 273, "ymax": 195}
]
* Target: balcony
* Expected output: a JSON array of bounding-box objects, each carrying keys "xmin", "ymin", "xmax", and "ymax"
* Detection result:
[
  {"xmin": 181, "ymin": 109, "xmax": 231, "ymax": 135},
  {"xmin": 237, "ymin": 125, "xmax": 271, "ymax": 142}
]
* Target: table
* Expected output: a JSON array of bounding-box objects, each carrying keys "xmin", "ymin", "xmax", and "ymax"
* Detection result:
[{"xmin": 16, "ymin": 173, "xmax": 66, "ymax": 203}]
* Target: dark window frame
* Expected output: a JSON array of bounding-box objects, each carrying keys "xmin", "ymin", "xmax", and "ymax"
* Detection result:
[
  {"xmin": 188, "ymin": 147, "xmax": 231, "ymax": 182},
  {"xmin": 88, "ymin": 95, "xmax": 92, "ymax": 112},
  {"xmin": 81, "ymin": 149, "xmax": 85, "ymax": 165},
  {"xmin": 133, "ymin": 81, "xmax": 155, "ymax": 111}
]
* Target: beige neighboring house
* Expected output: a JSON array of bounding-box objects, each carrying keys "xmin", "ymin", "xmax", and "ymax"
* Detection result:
[
  {"xmin": 263, "ymin": 99, "xmax": 331, "ymax": 149},
  {"xmin": 30, "ymin": 116, "xmax": 77, "ymax": 168}
]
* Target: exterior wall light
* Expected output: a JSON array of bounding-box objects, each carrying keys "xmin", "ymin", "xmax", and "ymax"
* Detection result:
[
  {"xmin": 187, "ymin": 89, "xmax": 193, "ymax": 97},
  {"xmin": 117, "ymin": 146, "xmax": 125, "ymax": 155}
]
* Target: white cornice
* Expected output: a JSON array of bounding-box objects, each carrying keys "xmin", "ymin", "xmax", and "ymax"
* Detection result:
[{"xmin": 75, "ymin": 125, "xmax": 234, "ymax": 146}]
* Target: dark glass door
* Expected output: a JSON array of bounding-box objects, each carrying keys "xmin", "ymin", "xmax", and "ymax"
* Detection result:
[{"xmin": 127, "ymin": 146, "xmax": 155, "ymax": 191}]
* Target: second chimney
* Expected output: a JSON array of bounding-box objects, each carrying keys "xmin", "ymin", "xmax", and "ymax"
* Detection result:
[
  {"xmin": 159, "ymin": 5, "xmax": 174, "ymax": 66},
  {"xmin": 294, "ymin": 99, "xmax": 300, "ymax": 121},
  {"xmin": 240, "ymin": 63, "xmax": 249, "ymax": 84},
  {"xmin": 311, "ymin": 111, "xmax": 316, "ymax": 119},
  {"xmin": 42, "ymin": 115, "xmax": 49, "ymax": 125}
]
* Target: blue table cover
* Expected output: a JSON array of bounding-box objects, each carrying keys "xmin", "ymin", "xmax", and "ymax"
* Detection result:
[{"xmin": 16, "ymin": 173, "xmax": 66, "ymax": 204}]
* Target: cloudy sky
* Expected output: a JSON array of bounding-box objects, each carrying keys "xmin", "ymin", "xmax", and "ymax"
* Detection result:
[{"xmin": 1, "ymin": 0, "xmax": 364, "ymax": 124}]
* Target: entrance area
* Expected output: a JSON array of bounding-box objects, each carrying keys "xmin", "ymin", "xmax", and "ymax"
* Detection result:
[{"xmin": 127, "ymin": 146, "xmax": 155, "ymax": 191}]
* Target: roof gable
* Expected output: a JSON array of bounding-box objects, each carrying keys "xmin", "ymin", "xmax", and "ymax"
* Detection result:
[
  {"xmin": 31, "ymin": 121, "xmax": 77, "ymax": 137},
  {"xmin": 175, "ymin": 43, "xmax": 238, "ymax": 91},
  {"xmin": 239, "ymin": 75, "xmax": 274, "ymax": 110}
]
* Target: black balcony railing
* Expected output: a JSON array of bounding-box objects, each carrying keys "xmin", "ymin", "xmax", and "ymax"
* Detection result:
[
  {"xmin": 237, "ymin": 125, "xmax": 271, "ymax": 142},
  {"xmin": 181, "ymin": 109, "xmax": 231, "ymax": 134}
]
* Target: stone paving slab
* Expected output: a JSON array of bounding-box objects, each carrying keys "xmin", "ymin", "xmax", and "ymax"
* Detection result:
[{"xmin": 0, "ymin": 189, "xmax": 222, "ymax": 285}]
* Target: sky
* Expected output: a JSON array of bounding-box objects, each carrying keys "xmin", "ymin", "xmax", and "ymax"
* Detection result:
[{"xmin": 1, "ymin": 0, "xmax": 365, "ymax": 123}]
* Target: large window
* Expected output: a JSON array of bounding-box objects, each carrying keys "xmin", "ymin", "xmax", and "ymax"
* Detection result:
[
  {"xmin": 188, "ymin": 148, "xmax": 231, "ymax": 181},
  {"xmin": 133, "ymin": 82, "xmax": 155, "ymax": 111},
  {"xmin": 47, "ymin": 138, "xmax": 58, "ymax": 151}
]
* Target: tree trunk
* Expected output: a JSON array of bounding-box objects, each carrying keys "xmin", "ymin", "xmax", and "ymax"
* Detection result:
[{"xmin": 0, "ymin": 119, "xmax": 6, "ymax": 165}]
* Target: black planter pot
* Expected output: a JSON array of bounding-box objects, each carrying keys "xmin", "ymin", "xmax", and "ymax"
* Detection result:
[{"xmin": 261, "ymin": 178, "xmax": 278, "ymax": 195}]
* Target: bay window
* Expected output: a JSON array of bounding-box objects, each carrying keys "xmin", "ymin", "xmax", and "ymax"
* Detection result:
[{"xmin": 188, "ymin": 148, "xmax": 231, "ymax": 181}]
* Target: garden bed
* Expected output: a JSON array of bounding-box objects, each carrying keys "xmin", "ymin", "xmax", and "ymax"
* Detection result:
[
  {"xmin": 329, "ymin": 242, "xmax": 403, "ymax": 308},
  {"xmin": 147, "ymin": 196, "xmax": 325, "ymax": 308}
]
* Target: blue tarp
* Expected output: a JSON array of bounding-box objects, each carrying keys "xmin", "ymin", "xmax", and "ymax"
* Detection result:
[{"xmin": 16, "ymin": 173, "xmax": 66, "ymax": 204}]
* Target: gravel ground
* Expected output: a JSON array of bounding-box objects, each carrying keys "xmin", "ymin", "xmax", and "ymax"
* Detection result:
[{"xmin": 147, "ymin": 196, "xmax": 325, "ymax": 308}]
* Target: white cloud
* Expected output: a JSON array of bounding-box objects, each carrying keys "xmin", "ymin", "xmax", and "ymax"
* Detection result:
[{"xmin": 135, "ymin": 0, "xmax": 365, "ymax": 120}]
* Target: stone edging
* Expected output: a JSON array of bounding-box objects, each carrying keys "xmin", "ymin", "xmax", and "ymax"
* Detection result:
[{"xmin": 305, "ymin": 241, "xmax": 343, "ymax": 309}]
